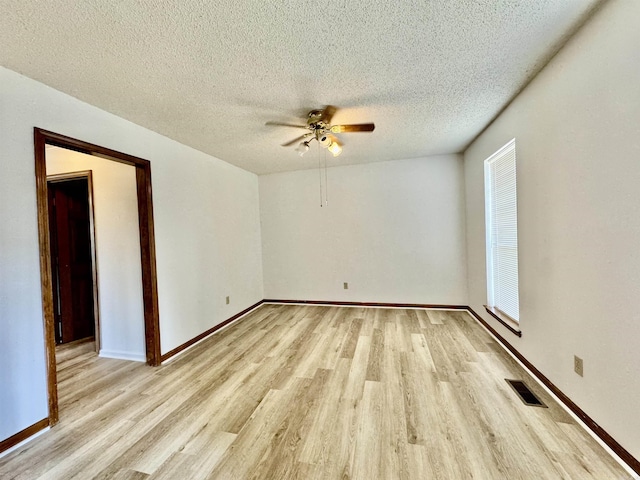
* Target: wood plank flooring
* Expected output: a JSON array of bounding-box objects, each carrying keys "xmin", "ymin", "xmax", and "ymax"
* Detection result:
[{"xmin": 0, "ymin": 305, "xmax": 631, "ymax": 479}]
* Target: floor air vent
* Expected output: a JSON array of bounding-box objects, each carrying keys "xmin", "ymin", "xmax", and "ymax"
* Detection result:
[{"xmin": 505, "ymin": 379, "xmax": 547, "ymax": 408}]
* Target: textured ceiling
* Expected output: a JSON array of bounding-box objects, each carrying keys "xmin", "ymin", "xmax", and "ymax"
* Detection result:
[{"xmin": 1, "ymin": 1, "xmax": 601, "ymax": 174}]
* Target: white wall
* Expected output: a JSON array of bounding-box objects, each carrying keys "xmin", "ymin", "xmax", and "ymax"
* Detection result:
[
  {"xmin": 46, "ymin": 146, "xmax": 145, "ymax": 361},
  {"xmin": 260, "ymin": 155, "xmax": 468, "ymax": 304},
  {"xmin": 464, "ymin": 0, "xmax": 640, "ymax": 460},
  {"xmin": 0, "ymin": 66, "xmax": 263, "ymax": 443}
]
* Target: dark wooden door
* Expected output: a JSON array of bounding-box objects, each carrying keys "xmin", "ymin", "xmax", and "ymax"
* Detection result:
[{"xmin": 48, "ymin": 178, "xmax": 96, "ymax": 344}]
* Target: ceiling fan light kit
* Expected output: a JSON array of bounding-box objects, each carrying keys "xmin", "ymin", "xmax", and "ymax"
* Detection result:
[
  {"xmin": 295, "ymin": 141, "xmax": 311, "ymax": 156},
  {"xmin": 317, "ymin": 134, "xmax": 331, "ymax": 147},
  {"xmin": 265, "ymin": 105, "xmax": 375, "ymax": 159},
  {"xmin": 327, "ymin": 140, "xmax": 342, "ymax": 157}
]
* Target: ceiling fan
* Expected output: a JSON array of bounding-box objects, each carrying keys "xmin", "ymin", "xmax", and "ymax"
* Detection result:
[{"xmin": 265, "ymin": 106, "xmax": 375, "ymax": 157}]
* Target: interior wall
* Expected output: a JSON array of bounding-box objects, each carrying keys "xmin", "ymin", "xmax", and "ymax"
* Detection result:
[
  {"xmin": 46, "ymin": 146, "xmax": 145, "ymax": 360},
  {"xmin": 260, "ymin": 155, "xmax": 468, "ymax": 304},
  {"xmin": 464, "ymin": 0, "xmax": 640, "ymax": 460},
  {"xmin": 0, "ymin": 66, "xmax": 263, "ymax": 444}
]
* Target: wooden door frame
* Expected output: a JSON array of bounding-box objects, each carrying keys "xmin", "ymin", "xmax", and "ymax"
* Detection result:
[
  {"xmin": 47, "ymin": 171, "xmax": 101, "ymax": 352},
  {"xmin": 34, "ymin": 128, "xmax": 161, "ymax": 426}
]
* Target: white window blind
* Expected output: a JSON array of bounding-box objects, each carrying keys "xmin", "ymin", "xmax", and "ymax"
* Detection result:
[{"xmin": 484, "ymin": 139, "xmax": 520, "ymax": 322}]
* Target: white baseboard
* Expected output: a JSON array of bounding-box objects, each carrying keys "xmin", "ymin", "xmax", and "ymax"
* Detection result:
[{"xmin": 99, "ymin": 350, "xmax": 146, "ymax": 362}]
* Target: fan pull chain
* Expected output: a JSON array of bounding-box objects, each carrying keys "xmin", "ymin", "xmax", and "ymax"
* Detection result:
[
  {"xmin": 324, "ymin": 148, "xmax": 328, "ymax": 207},
  {"xmin": 318, "ymin": 144, "xmax": 323, "ymax": 207},
  {"xmin": 316, "ymin": 143, "xmax": 330, "ymax": 207}
]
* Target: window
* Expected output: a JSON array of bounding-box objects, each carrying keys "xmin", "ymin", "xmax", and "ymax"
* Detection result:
[{"xmin": 484, "ymin": 138, "xmax": 520, "ymax": 325}]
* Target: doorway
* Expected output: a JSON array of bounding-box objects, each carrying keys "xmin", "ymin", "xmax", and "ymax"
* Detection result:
[
  {"xmin": 34, "ymin": 128, "xmax": 161, "ymax": 426},
  {"xmin": 47, "ymin": 173, "xmax": 99, "ymax": 348}
]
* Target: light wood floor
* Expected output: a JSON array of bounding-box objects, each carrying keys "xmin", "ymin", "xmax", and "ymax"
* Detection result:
[
  {"xmin": 55, "ymin": 336, "xmax": 96, "ymax": 364},
  {"xmin": 0, "ymin": 305, "xmax": 631, "ymax": 479}
]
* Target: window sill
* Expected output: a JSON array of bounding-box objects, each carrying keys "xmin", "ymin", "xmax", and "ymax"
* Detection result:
[{"xmin": 484, "ymin": 305, "xmax": 522, "ymax": 337}]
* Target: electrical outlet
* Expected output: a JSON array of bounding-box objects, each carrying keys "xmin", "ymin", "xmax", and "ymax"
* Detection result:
[
  {"xmin": 574, "ymin": 355, "xmax": 583, "ymax": 377},
  {"xmin": 226, "ymin": 296, "xmax": 230, "ymax": 305},
  {"xmin": 343, "ymin": 282, "xmax": 348, "ymax": 290}
]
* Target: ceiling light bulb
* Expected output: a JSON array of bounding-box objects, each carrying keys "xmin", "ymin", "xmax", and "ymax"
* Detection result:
[
  {"xmin": 318, "ymin": 135, "xmax": 331, "ymax": 147},
  {"xmin": 296, "ymin": 141, "xmax": 310, "ymax": 156},
  {"xmin": 328, "ymin": 141, "xmax": 342, "ymax": 157}
]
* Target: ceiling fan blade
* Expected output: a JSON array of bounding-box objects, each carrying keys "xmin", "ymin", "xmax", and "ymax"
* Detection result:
[
  {"xmin": 330, "ymin": 123, "xmax": 375, "ymax": 133},
  {"xmin": 320, "ymin": 105, "xmax": 337, "ymax": 124},
  {"xmin": 265, "ymin": 121, "xmax": 308, "ymax": 129},
  {"xmin": 281, "ymin": 133, "xmax": 312, "ymax": 147}
]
